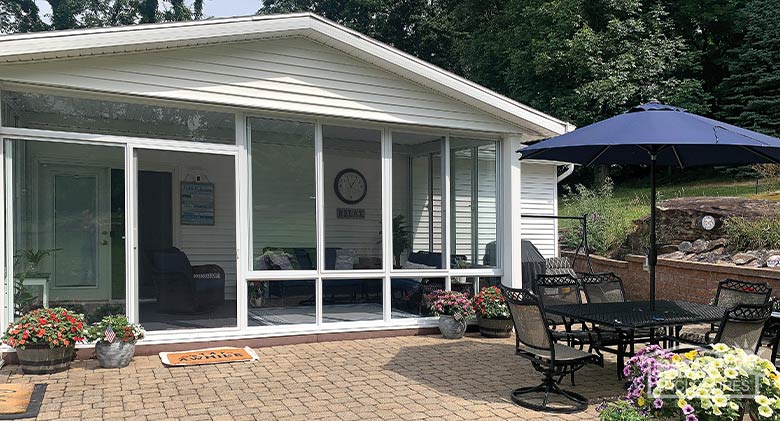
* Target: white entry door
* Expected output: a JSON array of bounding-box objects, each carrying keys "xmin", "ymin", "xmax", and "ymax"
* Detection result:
[{"xmin": 39, "ymin": 164, "xmax": 112, "ymax": 302}]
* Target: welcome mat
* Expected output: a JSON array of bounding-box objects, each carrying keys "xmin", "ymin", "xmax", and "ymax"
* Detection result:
[
  {"xmin": 0, "ymin": 384, "xmax": 46, "ymax": 420},
  {"xmin": 159, "ymin": 347, "xmax": 259, "ymax": 367}
]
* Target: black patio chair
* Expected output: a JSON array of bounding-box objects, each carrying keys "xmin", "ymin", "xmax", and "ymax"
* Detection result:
[
  {"xmin": 534, "ymin": 274, "xmax": 593, "ymax": 349},
  {"xmin": 666, "ymin": 303, "xmax": 772, "ymax": 354},
  {"xmin": 545, "ymin": 256, "xmax": 577, "ymax": 277},
  {"xmin": 500, "ymin": 285, "xmax": 602, "ymax": 413},
  {"xmin": 680, "ymin": 279, "xmax": 772, "ymax": 344}
]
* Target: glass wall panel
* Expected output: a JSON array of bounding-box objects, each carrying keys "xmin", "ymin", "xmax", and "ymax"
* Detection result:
[
  {"xmin": 249, "ymin": 118, "xmax": 317, "ymax": 271},
  {"xmin": 247, "ymin": 280, "xmax": 316, "ymax": 326},
  {"xmin": 1, "ymin": 90, "xmax": 235, "ymax": 143},
  {"xmin": 392, "ymin": 132, "xmax": 444, "ymax": 270},
  {"xmin": 322, "ymin": 279, "xmax": 383, "ymax": 322},
  {"xmin": 391, "ymin": 277, "xmax": 445, "ymax": 318},
  {"xmin": 137, "ymin": 149, "xmax": 237, "ymax": 330},
  {"xmin": 9, "ymin": 139, "xmax": 126, "ymax": 322},
  {"xmin": 450, "ymin": 138, "xmax": 499, "ymax": 269},
  {"xmin": 323, "ymin": 125, "xmax": 383, "ymax": 270}
]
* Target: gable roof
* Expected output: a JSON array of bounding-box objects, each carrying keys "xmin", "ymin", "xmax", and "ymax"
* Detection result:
[{"xmin": 0, "ymin": 13, "xmax": 569, "ymax": 137}]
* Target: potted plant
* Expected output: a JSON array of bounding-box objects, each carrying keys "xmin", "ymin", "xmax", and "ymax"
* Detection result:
[
  {"xmin": 428, "ymin": 290, "xmax": 474, "ymax": 339},
  {"xmin": 17, "ymin": 248, "xmax": 60, "ymax": 273},
  {"xmin": 248, "ymin": 281, "xmax": 267, "ymax": 308},
  {"xmin": 472, "ymin": 286, "xmax": 512, "ymax": 338},
  {"xmin": 87, "ymin": 315, "xmax": 145, "ymax": 368},
  {"xmin": 392, "ymin": 215, "xmax": 412, "ymax": 267},
  {"xmin": 2, "ymin": 307, "xmax": 86, "ymax": 374}
]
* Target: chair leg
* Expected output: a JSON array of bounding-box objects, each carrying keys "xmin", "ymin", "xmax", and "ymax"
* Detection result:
[{"xmin": 511, "ymin": 370, "xmax": 588, "ymax": 413}]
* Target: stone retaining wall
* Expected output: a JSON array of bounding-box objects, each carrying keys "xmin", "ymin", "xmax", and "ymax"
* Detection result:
[{"xmin": 563, "ymin": 251, "xmax": 780, "ymax": 303}]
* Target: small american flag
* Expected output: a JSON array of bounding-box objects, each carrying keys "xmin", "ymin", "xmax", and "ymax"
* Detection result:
[{"xmin": 104, "ymin": 326, "xmax": 116, "ymax": 343}]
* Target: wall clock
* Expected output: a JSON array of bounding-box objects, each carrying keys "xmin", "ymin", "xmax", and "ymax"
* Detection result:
[{"xmin": 334, "ymin": 168, "xmax": 367, "ymax": 204}]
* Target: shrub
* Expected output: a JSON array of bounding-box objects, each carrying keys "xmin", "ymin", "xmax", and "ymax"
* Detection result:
[
  {"xmin": 559, "ymin": 178, "xmax": 636, "ymax": 255},
  {"xmin": 724, "ymin": 216, "xmax": 780, "ymax": 252},
  {"xmin": 87, "ymin": 304, "xmax": 125, "ymax": 324},
  {"xmin": 2, "ymin": 307, "xmax": 86, "ymax": 349},
  {"xmin": 472, "ymin": 286, "xmax": 510, "ymax": 319},
  {"xmin": 598, "ymin": 400, "xmax": 646, "ymax": 421}
]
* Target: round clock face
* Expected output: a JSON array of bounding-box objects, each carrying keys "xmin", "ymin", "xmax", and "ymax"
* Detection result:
[{"xmin": 334, "ymin": 169, "xmax": 367, "ymax": 204}]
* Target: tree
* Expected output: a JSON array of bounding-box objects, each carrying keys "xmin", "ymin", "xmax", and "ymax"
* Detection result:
[
  {"xmin": 717, "ymin": 0, "xmax": 780, "ymax": 137},
  {"xmin": 258, "ymin": 0, "xmax": 459, "ymax": 70}
]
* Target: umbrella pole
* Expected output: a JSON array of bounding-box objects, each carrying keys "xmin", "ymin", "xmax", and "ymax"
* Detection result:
[{"xmin": 649, "ymin": 154, "xmax": 657, "ymax": 310}]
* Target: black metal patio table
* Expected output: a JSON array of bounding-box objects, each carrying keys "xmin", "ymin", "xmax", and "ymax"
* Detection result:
[{"xmin": 545, "ymin": 300, "xmax": 725, "ymax": 377}]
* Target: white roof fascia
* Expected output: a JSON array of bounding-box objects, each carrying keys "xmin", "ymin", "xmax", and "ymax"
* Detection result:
[{"xmin": 0, "ymin": 12, "xmax": 568, "ymax": 138}]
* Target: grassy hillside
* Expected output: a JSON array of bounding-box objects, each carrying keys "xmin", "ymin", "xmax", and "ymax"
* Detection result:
[{"xmin": 558, "ymin": 178, "xmax": 780, "ymax": 255}]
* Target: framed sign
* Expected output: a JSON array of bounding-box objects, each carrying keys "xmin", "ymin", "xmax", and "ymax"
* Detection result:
[{"xmin": 181, "ymin": 182, "xmax": 215, "ymax": 225}]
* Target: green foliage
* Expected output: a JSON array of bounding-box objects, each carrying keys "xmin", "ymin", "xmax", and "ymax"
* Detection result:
[
  {"xmin": 717, "ymin": 0, "xmax": 780, "ymax": 137},
  {"xmin": 87, "ymin": 304, "xmax": 125, "ymax": 324},
  {"xmin": 724, "ymin": 216, "xmax": 780, "ymax": 252},
  {"xmin": 598, "ymin": 400, "xmax": 646, "ymax": 421},
  {"xmin": 559, "ymin": 178, "xmax": 637, "ymax": 255},
  {"xmin": 86, "ymin": 314, "xmax": 145, "ymax": 343},
  {"xmin": 392, "ymin": 215, "xmax": 412, "ymax": 266}
]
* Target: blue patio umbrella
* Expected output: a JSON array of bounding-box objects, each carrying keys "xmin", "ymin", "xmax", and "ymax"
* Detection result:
[{"xmin": 518, "ymin": 101, "xmax": 780, "ymax": 309}]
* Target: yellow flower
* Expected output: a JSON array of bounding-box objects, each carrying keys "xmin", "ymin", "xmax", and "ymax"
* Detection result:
[
  {"xmin": 637, "ymin": 396, "xmax": 646, "ymax": 407},
  {"xmin": 685, "ymin": 350, "xmax": 698, "ymax": 360},
  {"xmin": 678, "ymin": 399, "xmax": 688, "ymax": 409},
  {"xmin": 770, "ymin": 371, "xmax": 779, "ymax": 381},
  {"xmin": 759, "ymin": 405, "xmax": 774, "ymax": 418},
  {"xmin": 672, "ymin": 354, "xmax": 682, "ymax": 363}
]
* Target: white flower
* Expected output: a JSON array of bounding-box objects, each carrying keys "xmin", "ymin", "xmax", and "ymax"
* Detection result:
[
  {"xmin": 759, "ymin": 405, "xmax": 774, "ymax": 418},
  {"xmin": 712, "ymin": 395, "xmax": 729, "ymax": 408},
  {"xmin": 712, "ymin": 343, "xmax": 730, "ymax": 353},
  {"xmin": 756, "ymin": 395, "xmax": 772, "ymax": 406},
  {"xmin": 724, "ymin": 367, "xmax": 739, "ymax": 379},
  {"xmin": 713, "ymin": 406, "xmax": 722, "ymax": 416}
]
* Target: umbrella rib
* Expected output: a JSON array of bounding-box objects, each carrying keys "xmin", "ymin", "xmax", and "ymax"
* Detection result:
[
  {"xmin": 671, "ymin": 146, "xmax": 684, "ymax": 169},
  {"xmin": 517, "ymin": 148, "xmax": 545, "ymax": 160},
  {"xmin": 740, "ymin": 145, "xmax": 780, "ymax": 165},
  {"xmin": 585, "ymin": 145, "xmax": 611, "ymax": 167}
]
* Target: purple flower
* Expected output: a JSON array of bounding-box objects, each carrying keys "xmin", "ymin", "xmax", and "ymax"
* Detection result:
[
  {"xmin": 682, "ymin": 405, "xmax": 694, "ymax": 415},
  {"xmin": 653, "ymin": 398, "xmax": 663, "ymax": 409},
  {"xmin": 685, "ymin": 415, "xmax": 698, "ymax": 421}
]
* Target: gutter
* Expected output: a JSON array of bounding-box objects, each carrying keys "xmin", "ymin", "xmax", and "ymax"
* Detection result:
[{"xmin": 557, "ymin": 164, "xmax": 575, "ymax": 182}]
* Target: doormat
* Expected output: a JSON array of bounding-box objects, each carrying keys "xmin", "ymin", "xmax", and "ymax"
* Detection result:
[
  {"xmin": 0, "ymin": 384, "xmax": 47, "ymax": 420},
  {"xmin": 159, "ymin": 347, "xmax": 259, "ymax": 367}
]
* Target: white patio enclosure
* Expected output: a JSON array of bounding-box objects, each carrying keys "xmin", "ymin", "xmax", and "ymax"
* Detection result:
[{"xmin": 0, "ymin": 13, "xmax": 568, "ymax": 346}]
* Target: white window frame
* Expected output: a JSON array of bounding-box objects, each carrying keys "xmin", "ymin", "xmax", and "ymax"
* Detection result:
[{"xmin": 0, "ymin": 84, "xmax": 507, "ymax": 345}]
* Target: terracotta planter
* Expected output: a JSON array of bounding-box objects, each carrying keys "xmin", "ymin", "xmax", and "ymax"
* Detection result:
[
  {"xmin": 95, "ymin": 341, "xmax": 136, "ymax": 368},
  {"xmin": 17, "ymin": 344, "xmax": 75, "ymax": 374},
  {"xmin": 476, "ymin": 316, "xmax": 513, "ymax": 338},
  {"xmin": 438, "ymin": 315, "xmax": 467, "ymax": 339}
]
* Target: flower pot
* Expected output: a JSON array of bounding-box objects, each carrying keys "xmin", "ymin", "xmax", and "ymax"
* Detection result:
[
  {"xmin": 249, "ymin": 296, "xmax": 264, "ymax": 308},
  {"xmin": 476, "ymin": 315, "xmax": 513, "ymax": 338},
  {"xmin": 95, "ymin": 341, "xmax": 136, "ymax": 368},
  {"xmin": 438, "ymin": 315, "xmax": 467, "ymax": 339},
  {"xmin": 16, "ymin": 344, "xmax": 75, "ymax": 374}
]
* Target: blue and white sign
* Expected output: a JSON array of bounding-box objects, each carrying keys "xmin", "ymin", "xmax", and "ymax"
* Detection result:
[{"xmin": 181, "ymin": 182, "xmax": 215, "ymax": 225}]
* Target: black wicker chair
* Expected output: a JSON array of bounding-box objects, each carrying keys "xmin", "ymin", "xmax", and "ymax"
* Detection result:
[
  {"xmin": 535, "ymin": 274, "xmax": 592, "ymax": 349},
  {"xmin": 500, "ymin": 285, "xmax": 602, "ymax": 413},
  {"xmin": 667, "ymin": 303, "xmax": 772, "ymax": 354},
  {"xmin": 150, "ymin": 247, "xmax": 226, "ymax": 314}
]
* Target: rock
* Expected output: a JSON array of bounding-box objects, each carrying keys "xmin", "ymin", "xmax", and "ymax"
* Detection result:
[
  {"xmin": 658, "ymin": 244, "xmax": 679, "ymax": 254},
  {"xmin": 732, "ymin": 252, "xmax": 757, "ymax": 265},
  {"xmin": 659, "ymin": 251, "xmax": 687, "ymax": 260},
  {"xmin": 689, "ymin": 239, "xmax": 709, "ymax": 254},
  {"xmin": 767, "ymin": 255, "xmax": 780, "ymax": 268},
  {"xmin": 706, "ymin": 238, "xmax": 728, "ymax": 252},
  {"xmin": 678, "ymin": 241, "xmax": 693, "ymax": 252}
]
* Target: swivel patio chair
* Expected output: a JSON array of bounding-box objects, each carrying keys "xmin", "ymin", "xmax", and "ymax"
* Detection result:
[
  {"xmin": 680, "ymin": 279, "xmax": 772, "ymax": 344},
  {"xmin": 500, "ymin": 285, "xmax": 602, "ymax": 413},
  {"xmin": 667, "ymin": 303, "xmax": 772, "ymax": 354}
]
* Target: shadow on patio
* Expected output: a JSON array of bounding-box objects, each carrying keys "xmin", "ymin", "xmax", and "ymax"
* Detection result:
[{"xmin": 382, "ymin": 334, "xmax": 626, "ymax": 406}]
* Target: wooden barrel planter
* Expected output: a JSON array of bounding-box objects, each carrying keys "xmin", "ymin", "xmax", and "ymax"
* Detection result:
[
  {"xmin": 16, "ymin": 345, "xmax": 75, "ymax": 374},
  {"xmin": 476, "ymin": 316, "xmax": 513, "ymax": 338}
]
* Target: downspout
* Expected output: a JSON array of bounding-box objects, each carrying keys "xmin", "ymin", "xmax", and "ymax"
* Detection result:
[{"xmin": 557, "ymin": 163, "xmax": 575, "ymax": 182}]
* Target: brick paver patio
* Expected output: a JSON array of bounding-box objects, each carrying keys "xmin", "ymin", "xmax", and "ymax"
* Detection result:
[{"xmin": 0, "ymin": 334, "xmax": 626, "ymax": 420}]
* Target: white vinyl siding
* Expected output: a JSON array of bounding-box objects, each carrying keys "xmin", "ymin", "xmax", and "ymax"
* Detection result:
[
  {"xmin": 520, "ymin": 162, "xmax": 558, "ymax": 258},
  {"xmin": 0, "ymin": 37, "xmax": 519, "ymax": 133}
]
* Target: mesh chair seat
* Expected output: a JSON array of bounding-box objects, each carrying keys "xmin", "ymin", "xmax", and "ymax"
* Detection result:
[
  {"xmin": 668, "ymin": 304, "xmax": 772, "ymax": 354},
  {"xmin": 580, "ymin": 272, "xmax": 625, "ymax": 304},
  {"xmin": 519, "ymin": 343, "xmax": 598, "ymax": 363}
]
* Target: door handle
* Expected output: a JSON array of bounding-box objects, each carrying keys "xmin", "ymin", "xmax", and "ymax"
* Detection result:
[{"xmin": 101, "ymin": 240, "xmax": 109, "ymax": 246}]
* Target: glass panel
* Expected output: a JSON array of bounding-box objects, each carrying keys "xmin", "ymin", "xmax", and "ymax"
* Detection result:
[
  {"xmin": 249, "ymin": 117, "xmax": 317, "ymax": 271},
  {"xmin": 392, "ymin": 132, "xmax": 444, "ymax": 270},
  {"xmin": 247, "ymin": 280, "xmax": 316, "ymax": 326},
  {"xmin": 323, "ymin": 125, "xmax": 383, "ymax": 270},
  {"xmin": 450, "ymin": 138, "xmax": 499, "ymax": 269},
  {"xmin": 137, "ymin": 149, "xmax": 237, "ymax": 330},
  {"xmin": 460, "ymin": 276, "xmax": 503, "ymax": 296},
  {"xmin": 391, "ymin": 277, "xmax": 445, "ymax": 318},
  {"xmin": 1, "ymin": 90, "xmax": 235, "ymax": 144},
  {"xmin": 9, "ymin": 139, "xmax": 126, "ymax": 323},
  {"xmin": 322, "ymin": 279, "xmax": 383, "ymax": 322}
]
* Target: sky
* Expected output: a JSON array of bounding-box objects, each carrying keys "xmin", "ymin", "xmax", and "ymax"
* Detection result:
[{"xmin": 34, "ymin": 0, "xmax": 263, "ymax": 21}]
